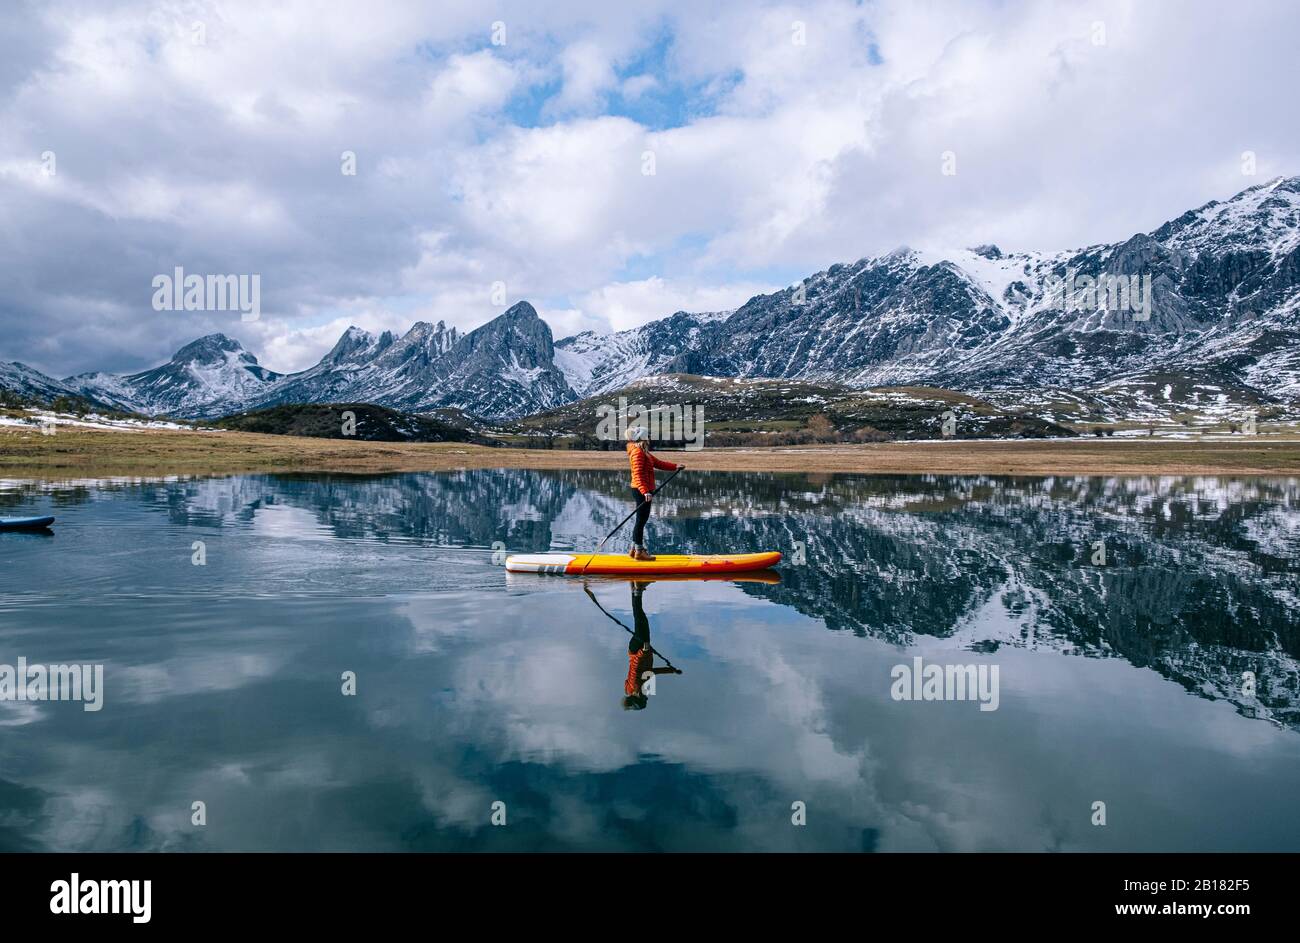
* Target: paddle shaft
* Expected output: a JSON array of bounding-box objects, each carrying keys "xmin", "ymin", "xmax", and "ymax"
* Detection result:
[{"xmin": 588, "ymin": 465, "xmax": 682, "ymax": 559}]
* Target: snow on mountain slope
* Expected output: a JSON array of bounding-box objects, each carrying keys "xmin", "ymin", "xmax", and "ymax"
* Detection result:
[
  {"xmin": 62, "ymin": 370, "xmax": 144, "ymax": 411},
  {"xmin": 0, "ymin": 361, "xmax": 83, "ymax": 404},
  {"xmin": 397, "ymin": 302, "xmax": 573, "ymax": 418},
  {"xmin": 266, "ymin": 321, "xmax": 451, "ymax": 409},
  {"xmin": 554, "ymin": 310, "xmax": 731, "ymax": 398},
  {"xmin": 1156, "ymin": 175, "xmax": 1300, "ymax": 259}
]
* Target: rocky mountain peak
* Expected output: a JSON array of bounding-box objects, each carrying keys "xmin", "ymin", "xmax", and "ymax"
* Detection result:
[
  {"xmin": 172, "ymin": 333, "xmax": 251, "ymax": 365},
  {"xmin": 321, "ymin": 326, "xmax": 376, "ymax": 365},
  {"xmin": 500, "ymin": 301, "xmax": 539, "ymax": 321}
]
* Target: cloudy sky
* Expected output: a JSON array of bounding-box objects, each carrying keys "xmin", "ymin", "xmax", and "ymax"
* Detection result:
[{"xmin": 1, "ymin": 0, "xmax": 1297, "ymax": 377}]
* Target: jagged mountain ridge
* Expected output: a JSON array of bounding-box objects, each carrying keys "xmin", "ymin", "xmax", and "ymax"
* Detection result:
[
  {"xmin": 4, "ymin": 176, "xmax": 1298, "ymax": 419},
  {"xmin": 59, "ymin": 302, "xmax": 572, "ymax": 420},
  {"xmin": 669, "ymin": 176, "xmax": 1300, "ymax": 396}
]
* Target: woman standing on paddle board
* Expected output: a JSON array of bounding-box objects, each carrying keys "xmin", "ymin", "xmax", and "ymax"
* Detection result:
[{"xmin": 625, "ymin": 426, "xmax": 684, "ymax": 560}]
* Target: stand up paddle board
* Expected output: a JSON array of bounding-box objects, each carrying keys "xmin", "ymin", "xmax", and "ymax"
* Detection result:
[
  {"xmin": 0, "ymin": 516, "xmax": 55, "ymax": 531},
  {"xmin": 505, "ymin": 551, "xmax": 781, "ymax": 576}
]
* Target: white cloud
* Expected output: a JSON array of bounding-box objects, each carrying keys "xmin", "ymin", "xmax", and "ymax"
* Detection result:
[
  {"xmin": 548, "ymin": 40, "xmax": 618, "ymax": 115},
  {"xmin": 620, "ymin": 73, "xmax": 658, "ymax": 100},
  {"xmin": 0, "ymin": 0, "xmax": 1297, "ymax": 377},
  {"xmin": 575, "ymin": 276, "xmax": 776, "ymax": 332},
  {"xmin": 425, "ymin": 51, "xmax": 519, "ymax": 121}
]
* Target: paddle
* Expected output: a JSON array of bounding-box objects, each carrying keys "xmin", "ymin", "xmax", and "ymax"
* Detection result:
[
  {"xmin": 581, "ymin": 465, "xmax": 683, "ymax": 575},
  {"xmin": 581, "ymin": 583, "xmax": 680, "ymax": 673}
]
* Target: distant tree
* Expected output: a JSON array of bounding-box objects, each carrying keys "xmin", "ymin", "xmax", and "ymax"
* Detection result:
[
  {"xmin": 806, "ymin": 414, "xmax": 835, "ymax": 442},
  {"xmin": 852, "ymin": 426, "xmax": 890, "ymax": 443},
  {"xmin": 51, "ymin": 395, "xmax": 84, "ymax": 415},
  {"xmin": 0, "ymin": 388, "xmax": 29, "ymax": 408}
]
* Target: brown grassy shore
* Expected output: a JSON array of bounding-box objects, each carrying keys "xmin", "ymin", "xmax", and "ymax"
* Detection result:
[{"xmin": 4, "ymin": 423, "xmax": 1300, "ymax": 478}]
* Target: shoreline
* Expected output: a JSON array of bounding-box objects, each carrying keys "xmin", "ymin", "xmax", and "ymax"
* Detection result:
[{"xmin": 4, "ymin": 424, "xmax": 1300, "ymax": 479}]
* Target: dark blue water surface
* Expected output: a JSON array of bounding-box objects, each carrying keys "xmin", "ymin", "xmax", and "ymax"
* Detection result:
[{"xmin": 1, "ymin": 470, "xmax": 1298, "ymax": 851}]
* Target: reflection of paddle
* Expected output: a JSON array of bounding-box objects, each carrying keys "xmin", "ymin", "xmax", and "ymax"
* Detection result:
[
  {"xmin": 582, "ymin": 582, "xmax": 680, "ymax": 673},
  {"xmin": 581, "ymin": 466, "xmax": 682, "ymax": 576}
]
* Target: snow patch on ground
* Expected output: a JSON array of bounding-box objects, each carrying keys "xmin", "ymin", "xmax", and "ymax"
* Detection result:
[{"xmin": 0, "ymin": 408, "xmax": 198, "ymax": 432}]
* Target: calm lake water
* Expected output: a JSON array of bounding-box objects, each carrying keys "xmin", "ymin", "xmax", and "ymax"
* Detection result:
[{"xmin": 1, "ymin": 470, "xmax": 1298, "ymax": 852}]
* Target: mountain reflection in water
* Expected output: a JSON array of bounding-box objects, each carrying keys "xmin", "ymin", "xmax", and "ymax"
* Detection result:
[{"xmin": 1, "ymin": 470, "xmax": 1297, "ymax": 852}]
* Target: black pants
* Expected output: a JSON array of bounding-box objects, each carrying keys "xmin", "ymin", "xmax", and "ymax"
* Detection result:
[{"xmin": 630, "ymin": 488, "xmax": 652, "ymax": 546}]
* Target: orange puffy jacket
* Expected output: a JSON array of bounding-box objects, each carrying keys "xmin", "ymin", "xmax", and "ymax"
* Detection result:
[{"xmin": 627, "ymin": 442, "xmax": 678, "ymax": 495}]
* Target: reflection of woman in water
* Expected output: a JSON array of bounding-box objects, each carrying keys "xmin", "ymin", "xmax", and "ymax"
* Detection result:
[{"xmin": 622, "ymin": 581, "xmax": 682, "ymax": 711}]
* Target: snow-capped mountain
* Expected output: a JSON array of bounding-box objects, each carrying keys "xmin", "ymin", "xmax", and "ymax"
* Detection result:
[
  {"xmin": 5, "ymin": 177, "xmax": 1298, "ymax": 421},
  {"xmin": 58, "ymin": 302, "xmax": 574, "ymax": 419},
  {"xmin": 554, "ymin": 310, "xmax": 731, "ymax": 398},
  {"xmin": 266, "ymin": 321, "xmax": 450, "ymax": 408},
  {"xmin": 261, "ymin": 302, "xmax": 571, "ymax": 418},
  {"xmin": 0, "ymin": 361, "xmax": 86, "ymax": 405},
  {"xmin": 395, "ymin": 301, "xmax": 572, "ymax": 417},
  {"xmin": 673, "ymin": 176, "xmax": 1300, "ymax": 401},
  {"xmin": 66, "ymin": 333, "xmax": 283, "ymax": 417}
]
